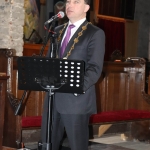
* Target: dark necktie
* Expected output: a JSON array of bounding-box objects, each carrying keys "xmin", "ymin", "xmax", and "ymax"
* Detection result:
[{"xmin": 60, "ymin": 24, "xmax": 75, "ymax": 58}]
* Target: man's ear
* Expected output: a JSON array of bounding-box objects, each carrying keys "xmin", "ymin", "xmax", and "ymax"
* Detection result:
[{"xmin": 84, "ymin": 4, "xmax": 90, "ymax": 13}]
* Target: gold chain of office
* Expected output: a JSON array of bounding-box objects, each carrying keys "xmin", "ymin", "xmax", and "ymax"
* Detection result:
[{"xmin": 57, "ymin": 22, "xmax": 92, "ymax": 59}]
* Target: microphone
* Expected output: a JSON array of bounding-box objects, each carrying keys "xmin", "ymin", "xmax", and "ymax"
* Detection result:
[{"xmin": 44, "ymin": 11, "xmax": 65, "ymax": 25}]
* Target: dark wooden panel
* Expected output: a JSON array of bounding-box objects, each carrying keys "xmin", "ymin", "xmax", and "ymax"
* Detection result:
[
  {"xmin": 0, "ymin": 77, "xmax": 18, "ymax": 148},
  {"xmin": 11, "ymin": 44, "xmax": 48, "ymax": 117},
  {"xmin": 11, "ymin": 70, "xmax": 45, "ymax": 117},
  {"xmin": 2, "ymin": 146, "xmax": 16, "ymax": 150},
  {"xmin": 96, "ymin": 58, "xmax": 150, "ymax": 113},
  {"xmin": 0, "ymin": 49, "xmax": 11, "ymax": 73},
  {"xmin": 0, "ymin": 49, "xmax": 18, "ymax": 148},
  {"xmin": 23, "ymin": 43, "xmax": 48, "ymax": 56},
  {"xmin": 0, "ymin": 77, "xmax": 9, "ymax": 150},
  {"xmin": 123, "ymin": 0, "xmax": 136, "ymax": 19},
  {"xmin": 3, "ymin": 95, "xmax": 20, "ymax": 148},
  {"xmin": 99, "ymin": 0, "xmax": 135, "ymax": 19}
]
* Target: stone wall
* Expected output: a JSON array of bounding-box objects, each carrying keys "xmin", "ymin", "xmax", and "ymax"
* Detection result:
[
  {"xmin": 0, "ymin": 0, "xmax": 150, "ymax": 58},
  {"xmin": 0, "ymin": 0, "xmax": 24, "ymax": 56}
]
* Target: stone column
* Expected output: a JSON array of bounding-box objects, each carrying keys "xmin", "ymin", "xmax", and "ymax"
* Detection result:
[{"xmin": 0, "ymin": 0, "xmax": 25, "ymax": 56}]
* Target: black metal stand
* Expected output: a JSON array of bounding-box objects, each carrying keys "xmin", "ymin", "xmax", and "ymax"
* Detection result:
[
  {"xmin": 38, "ymin": 85, "xmax": 60, "ymax": 150},
  {"xmin": 45, "ymin": 87, "xmax": 54, "ymax": 150},
  {"xmin": 17, "ymin": 57, "xmax": 85, "ymax": 150},
  {"xmin": 17, "ymin": 57, "xmax": 85, "ymax": 94}
]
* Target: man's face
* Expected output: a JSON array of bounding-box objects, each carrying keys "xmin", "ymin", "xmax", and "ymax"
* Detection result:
[{"xmin": 65, "ymin": 0, "xmax": 89, "ymax": 23}]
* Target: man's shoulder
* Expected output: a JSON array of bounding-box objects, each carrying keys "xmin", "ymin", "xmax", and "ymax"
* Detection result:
[
  {"xmin": 88, "ymin": 23, "xmax": 102, "ymax": 31},
  {"xmin": 87, "ymin": 22, "xmax": 104, "ymax": 34},
  {"xmin": 55, "ymin": 23, "xmax": 67, "ymax": 31}
]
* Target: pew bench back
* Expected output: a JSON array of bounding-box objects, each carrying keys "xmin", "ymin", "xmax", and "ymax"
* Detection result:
[
  {"xmin": 96, "ymin": 58, "xmax": 150, "ymax": 113},
  {"xmin": 7, "ymin": 56, "xmax": 150, "ymax": 147}
]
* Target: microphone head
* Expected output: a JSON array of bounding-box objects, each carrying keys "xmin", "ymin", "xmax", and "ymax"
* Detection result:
[{"xmin": 57, "ymin": 11, "xmax": 65, "ymax": 18}]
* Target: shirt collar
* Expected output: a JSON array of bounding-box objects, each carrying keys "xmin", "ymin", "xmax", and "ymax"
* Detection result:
[{"xmin": 68, "ymin": 18, "xmax": 86, "ymax": 28}]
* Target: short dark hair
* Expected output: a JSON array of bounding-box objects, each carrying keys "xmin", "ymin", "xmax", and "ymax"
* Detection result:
[
  {"xmin": 64, "ymin": 0, "xmax": 91, "ymax": 5},
  {"xmin": 84, "ymin": 0, "xmax": 91, "ymax": 5}
]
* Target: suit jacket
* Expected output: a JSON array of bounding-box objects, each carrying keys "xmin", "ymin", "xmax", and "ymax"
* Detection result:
[{"xmin": 47, "ymin": 20, "xmax": 105, "ymax": 115}]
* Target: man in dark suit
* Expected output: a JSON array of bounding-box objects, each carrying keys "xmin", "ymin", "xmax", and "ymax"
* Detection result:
[{"xmin": 41, "ymin": 0, "xmax": 105, "ymax": 149}]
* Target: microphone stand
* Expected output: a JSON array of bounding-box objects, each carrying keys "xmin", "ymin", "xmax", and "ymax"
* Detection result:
[{"xmin": 37, "ymin": 21, "xmax": 60, "ymax": 150}]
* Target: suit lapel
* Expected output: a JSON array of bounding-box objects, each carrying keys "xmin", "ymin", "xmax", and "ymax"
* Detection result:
[
  {"xmin": 62, "ymin": 20, "xmax": 88, "ymax": 58},
  {"xmin": 57, "ymin": 23, "xmax": 68, "ymax": 58}
]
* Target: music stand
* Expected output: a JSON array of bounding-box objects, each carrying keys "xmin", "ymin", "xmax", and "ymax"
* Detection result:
[{"xmin": 17, "ymin": 56, "xmax": 85, "ymax": 150}]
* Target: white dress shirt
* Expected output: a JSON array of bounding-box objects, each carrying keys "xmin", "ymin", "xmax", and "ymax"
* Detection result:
[{"xmin": 61, "ymin": 18, "xmax": 86, "ymax": 46}]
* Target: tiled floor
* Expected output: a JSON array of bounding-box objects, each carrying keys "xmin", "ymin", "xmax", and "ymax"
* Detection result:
[
  {"xmin": 89, "ymin": 134, "xmax": 150, "ymax": 150},
  {"xmin": 24, "ymin": 133, "xmax": 150, "ymax": 150}
]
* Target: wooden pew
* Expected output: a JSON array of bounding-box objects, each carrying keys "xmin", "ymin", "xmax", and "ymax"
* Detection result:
[
  {"xmin": 9, "ymin": 44, "xmax": 48, "ymax": 146},
  {"xmin": 0, "ymin": 45, "xmax": 48, "ymax": 149},
  {"xmin": 0, "ymin": 49, "xmax": 20, "ymax": 149},
  {"xmin": 91, "ymin": 58, "xmax": 150, "ymax": 137},
  {"xmin": 96, "ymin": 58, "xmax": 150, "ymax": 112},
  {"xmin": 14, "ymin": 57, "xmax": 150, "ymax": 143},
  {"xmin": 2, "ymin": 44, "xmax": 150, "ymax": 148}
]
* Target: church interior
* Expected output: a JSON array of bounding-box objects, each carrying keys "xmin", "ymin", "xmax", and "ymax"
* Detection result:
[{"xmin": 1, "ymin": 0, "xmax": 150, "ymax": 150}]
